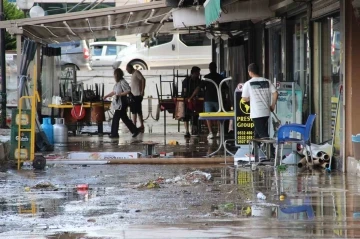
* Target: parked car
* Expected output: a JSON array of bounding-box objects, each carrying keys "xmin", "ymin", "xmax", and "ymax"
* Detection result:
[
  {"xmin": 49, "ymin": 40, "xmax": 90, "ymax": 70},
  {"xmin": 112, "ymin": 32, "xmax": 212, "ymax": 70},
  {"xmin": 89, "ymin": 41, "xmax": 130, "ymax": 68}
]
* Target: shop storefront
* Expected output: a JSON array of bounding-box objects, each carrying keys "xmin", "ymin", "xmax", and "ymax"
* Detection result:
[{"xmin": 266, "ymin": 0, "xmax": 343, "ymax": 169}]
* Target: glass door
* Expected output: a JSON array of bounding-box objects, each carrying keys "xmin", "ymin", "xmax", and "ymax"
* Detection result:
[
  {"xmin": 268, "ymin": 25, "xmax": 283, "ymax": 84},
  {"xmin": 290, "ymin": 16, "xmax": 310, "ymax": 122}
]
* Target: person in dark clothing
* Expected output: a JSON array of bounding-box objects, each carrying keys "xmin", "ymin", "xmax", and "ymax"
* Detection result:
[
  {"xmin": 104, "ymin": 69, "xmax": 140, "ymax": 138},
  {"xmin": 189, "ymin": 62, "xmax": 224, "ymax": 139},
  {"xmin": 182, "ymin": 66, "xmax": 201, "ymax": 137}
]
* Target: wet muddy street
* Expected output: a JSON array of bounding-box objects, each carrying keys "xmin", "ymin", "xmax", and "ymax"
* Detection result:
[{"xmin": 0, "ymin": 164, "xmax": 358, "ymax": 238}]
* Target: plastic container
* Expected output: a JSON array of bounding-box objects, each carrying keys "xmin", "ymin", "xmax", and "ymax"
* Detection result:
[
  {"xmin": 251, "ymin": 205, "xmax": 272, "ymax": 217},
  {"xmin": 41, "ymin": 118, "xmax": 54, "ymax": 145},
  {"xmin": 352, "ymin": 134, "xmax": 360, "ymax": 159},
  {"xmin": 76, "ymin": 184, "xmax": 89, "ymax": 190},
  {"xmin": 257, "ymin": 192, "xmax": 266, "ymax": 200}
]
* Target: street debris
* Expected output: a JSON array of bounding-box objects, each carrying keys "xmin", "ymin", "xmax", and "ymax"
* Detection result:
[
  {"xmin": 76, "ymin": 184, "xmax": 89, "ymax": 190},
  {"xmin": 135, "ymin": 171, "xmax": 212, "ymax": 189},
  {"xmin": 32, "ymin": 181, "xmax": 57, "ymax": 190},
  {"xmin": 257, "ymin": 192, "xmax": 266, "ymax": 200},
  {"xmin": 218, "ymin": 203, "xmax": 236, "ymax": 211},
  {"xmin": 277, "ymin": 165, "xmax": 288, "ymax": 172},
  {"xmin": 136, "ymin": 181, "xmax": 161, "ymax": 189},
  {"xmin": 168, "ymin": 140, "xmax": 179, "ymax": 145},
  {"xmin": 164, "ymin": 171, "xmax": 212, "ymax": 185}
]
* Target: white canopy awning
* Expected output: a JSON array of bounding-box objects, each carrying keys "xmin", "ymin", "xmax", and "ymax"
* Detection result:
[{"xmin": 0, "ymin": 1, "xmax": 172, "ymax": 44}]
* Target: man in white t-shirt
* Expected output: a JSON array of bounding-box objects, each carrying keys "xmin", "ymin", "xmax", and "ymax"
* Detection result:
[
  {"xmin": 126, "ymin": 64, "xmax": 146, "ymax": 132},
  {"xmin": 242, "ymin": 63, "xmax": 278, "ymax": 141}
]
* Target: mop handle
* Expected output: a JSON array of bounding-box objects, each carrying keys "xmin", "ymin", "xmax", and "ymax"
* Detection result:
[{"xmin": 272, "ymin": 111, "xmax": 281, "ymax": 124}]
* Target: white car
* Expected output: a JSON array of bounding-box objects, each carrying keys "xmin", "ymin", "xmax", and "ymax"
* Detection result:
[
  {"xmin": 90, "ymin": 41, "xmax": 130, "ymax": 68},
  {"xmin": 112, "ymin": 32, "xmax": 212, "ymax": 70}
]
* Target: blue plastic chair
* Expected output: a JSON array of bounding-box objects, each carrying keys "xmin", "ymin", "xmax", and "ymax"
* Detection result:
[{"xmin": 275, "ymin": 114, "xmax": 316, "ymax": 166}]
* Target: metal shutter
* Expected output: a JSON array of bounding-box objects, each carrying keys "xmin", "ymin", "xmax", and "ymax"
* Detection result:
[{"xmin": 312, "ymin": 0, "xmax": 340, "ymax": 19}]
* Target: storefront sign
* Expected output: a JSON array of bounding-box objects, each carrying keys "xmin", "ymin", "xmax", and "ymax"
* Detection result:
[{"xmin": 235, "ymin": 84, "xmax": 254, "ymax": 146}]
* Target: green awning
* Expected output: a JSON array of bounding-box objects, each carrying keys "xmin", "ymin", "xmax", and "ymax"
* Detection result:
[{"xmin": 204, "ymin": 0, "xmax": 221, "ymax": 27}]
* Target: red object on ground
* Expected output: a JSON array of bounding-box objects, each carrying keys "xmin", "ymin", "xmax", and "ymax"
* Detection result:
[
  {"xmin": 76, "ymin": 184, "xmax": 89, "ymax": 190},
  {"xmin": 71, "ymin": 105, "xmax": 86, "ymax": 120}
]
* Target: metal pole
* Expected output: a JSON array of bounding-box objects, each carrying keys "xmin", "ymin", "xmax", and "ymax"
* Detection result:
[
  {"xmin": 67, "ymin": 0, "xmax": 86, "ymax": 13},
  {"xmin": 0, "ymin": 0, "xmax": 6, "ymax": 128}
]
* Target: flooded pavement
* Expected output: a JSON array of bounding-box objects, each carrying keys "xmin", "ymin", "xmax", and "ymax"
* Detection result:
[
  {"xmin": 0, "ymin": 164, "xmax": 359, "ymax": 238},
  {"xmin": 52, "ymin": 131, "xmax": 235, "ymax": 159},
  {"xmin": 60, "ymin": 115, "xmax": 236, "ymax": 158}
]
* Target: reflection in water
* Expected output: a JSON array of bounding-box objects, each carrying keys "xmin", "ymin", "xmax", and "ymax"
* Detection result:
[
  {"xmin": 0, "ymin": 164, "xmax": 358, "ymax": 238},
  {"xmin": 214, "ymin": 166, "xmax": 351, "ymax": 237},
  {"xmin": 0, "ymin": 185, "xmax": 109, "ymax": 219}
]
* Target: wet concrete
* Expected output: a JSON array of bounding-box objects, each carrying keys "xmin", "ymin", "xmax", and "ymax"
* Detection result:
[
  {"xmin": 52, "ymin": 117, "xmax": 236, "ymax": 159},
  {"xmin": 0, "ymin": 163, "xmax": 359, "ymax": 238},
  {"xmin": 55, "ymin": 134, "xmax": 231, "ymax": 159}
]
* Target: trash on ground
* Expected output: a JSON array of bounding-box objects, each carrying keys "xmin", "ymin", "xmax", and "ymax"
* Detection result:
[
  {"xmin": 136, "ymin": 171, "xmax": 212, "ymax": 188},
  {"xmin": 76, "ymin": 184, "xmax": 89, "ymax": 190},
  {"xmin": 257, "ymin": 192, "xmax": 266, "ymax": 200},
  {"xmin": 218, "ymin": 203, "xmax": 236, "ymax": 211},
  {"xmin": 168, "ymin": 140, "xmax": 179, "ymax": 145},
  {"xmin": 164, "ymin": 171, "xmax": 212, "ymax": 185},
  {"xmin": 277, "ymin": 165, "xmax": 288, "ymax": 172},
  {"xmin": 32, "ymin": 181, "xmax": 57, "ymax": 190},
  {"xmin": 136, "ymin": 181, "xmax": 161, "ymax": 189}
]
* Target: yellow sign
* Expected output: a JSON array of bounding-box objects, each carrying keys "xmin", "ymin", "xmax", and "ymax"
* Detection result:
[
  {"xmin": 240, "ymin": 99, "xmax": 250, "ymax": 115},
  {"xmin": 15, "ymin": 114, "xmax": 30, "ymax": 126},
  {"xmin": 15, "ymin": 148, "xmax": 29, "ymax": 160},
  {"xmin": 235, "ymin": 91, "xmax": 254, "ymax": 146}
]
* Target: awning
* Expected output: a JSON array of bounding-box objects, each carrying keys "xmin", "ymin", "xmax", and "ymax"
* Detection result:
[
  {"xmin": 173, "ymin": 0, "xmax": 274, "ymax": 28},
  {"xmin": 0, "ymin": 1, "xmax": 172, "ymax": 44},
  {"xmin": 204, "ymin": 0, "xmax": 222, "ymax": 27}
]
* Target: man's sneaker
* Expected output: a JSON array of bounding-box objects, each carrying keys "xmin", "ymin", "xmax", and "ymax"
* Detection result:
[
  {"xmin": 184, "ymin": 132, "xmax": 191, "ymax": 138},
  {"xmin": 207, "ymin": 132, "xmax": 214, "ymax": 139},
  {"xmin": 216, "ymin": 132, "xmax": 220, "ymax": 138}
]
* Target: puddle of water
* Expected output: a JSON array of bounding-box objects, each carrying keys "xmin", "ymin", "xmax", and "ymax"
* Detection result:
[{"xmin": 0, "ymin": 165, "xmax": 359, "ymax": 238}]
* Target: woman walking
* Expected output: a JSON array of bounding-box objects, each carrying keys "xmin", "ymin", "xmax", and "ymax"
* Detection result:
[{"xmin": 104, "ymin": 69, "xmax": 140, "ymax": 138}]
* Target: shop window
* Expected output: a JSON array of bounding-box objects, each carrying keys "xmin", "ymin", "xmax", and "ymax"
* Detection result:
[
  {"xmin": 313, "ymin": 14, "xmax": 341, "ymax": 149},
  {"xmin": 291, "ymin": 17, "xmax": 309, "ymax": 91},
  {"xmin": 268, "ymin": 25, "xmax": 282, "ymax": 82},
  {"xmin": 180, "ymin": 33, "xmax": 211, "ymax": 46}
]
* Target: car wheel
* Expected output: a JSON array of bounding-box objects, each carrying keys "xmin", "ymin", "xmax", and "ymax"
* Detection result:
[{"xmin": 130, "ymin": 61, "xmax": 148, "ymax": 70}]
